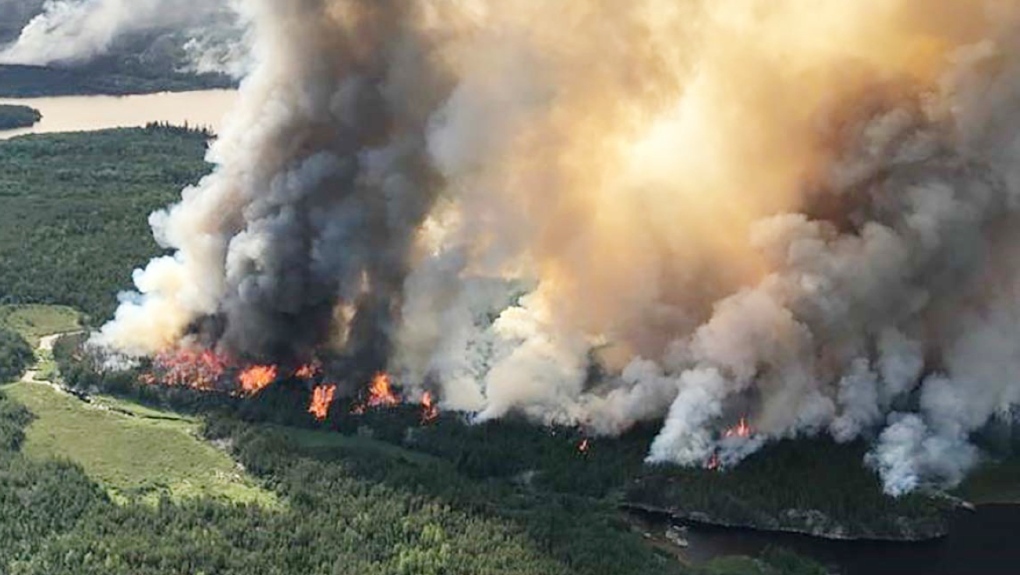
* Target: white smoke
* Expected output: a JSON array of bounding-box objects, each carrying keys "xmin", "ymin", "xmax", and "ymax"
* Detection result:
[
  {"xmin": 0, "ymin": 0, "xmax": 248, "ymax": 75},
  {"xmin": 395, "ymin": 1, "xmax": 1020, "ymax": 495},
  {"xmin": 94, "ymin": 0, "xmax": 1020, "ymax": 496}
]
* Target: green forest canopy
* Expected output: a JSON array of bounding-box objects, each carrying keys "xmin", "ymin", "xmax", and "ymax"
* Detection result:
[
  {"xmin": 0, "ymin": 104, "xmax": 41, "ymax": 130},
  {"xmin": 0, "ymin": 126, "xmax": 210, "ymax": 324}
]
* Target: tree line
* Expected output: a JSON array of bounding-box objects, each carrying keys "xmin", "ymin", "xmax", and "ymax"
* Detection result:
[
  {"xmin": 0, "ymin": 129, "xmax": 210, "ymax": 324},
  {"xmin": 0, "ymin": 105, "xmax": 41, "ymax": 130}
]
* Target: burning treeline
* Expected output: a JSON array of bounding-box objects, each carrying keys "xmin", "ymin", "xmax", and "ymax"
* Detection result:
[
  {"xmin": 143, "ymin": 351, "xmax": 428, "ymax": 423},
  {"xmin": 94, "ymin": 1, "xmax": 1020, "ymax": 496}
]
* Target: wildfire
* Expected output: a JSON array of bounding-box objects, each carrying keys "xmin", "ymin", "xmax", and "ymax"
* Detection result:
[
  {"xmin": 145, "ymin": 348, "xmax": 327, "ymax": 403},
  {"xmin": 238, "ymin": 365, "xmax": 278, "ymax": 395},
  {"xmin": 294, "ymin": 363, "xmax": 320, "ymax": 380},
  {"xmin": 707, "ymin": 453, "xmax": 721, "ymax": 471},
  {"xmin": 147, "ymin": 347, "xmax": 227, "ymax": 390},
  {"xmin": 421, "ymin": 392, "xmax": 439, "ymax": 424},
  {"xmin": 308, "ymin": 384, "xmax": 337, "ymax": 421},
  {"xmin": 353, "ymin": 372, "xmax": 400, "ymax": 414},
  {"xmin": 724, "ymin": 417, "xmax": 753, "ymax": 439},
  {"xmin": 578, "ymin": 438, "xmax": 591, "ymax": 454}
]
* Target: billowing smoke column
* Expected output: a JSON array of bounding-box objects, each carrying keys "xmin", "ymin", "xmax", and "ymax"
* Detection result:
[
  {"xmin": 0, "ymin": 0, "xmax": 246, "ymax": 74},
  {"xmin": 95, "ymin": 0, "xmax": 1020, "ymax": 496},
  {"xmin": 97, "ymin": 0, "xmax": 456, "ymax": 376}
]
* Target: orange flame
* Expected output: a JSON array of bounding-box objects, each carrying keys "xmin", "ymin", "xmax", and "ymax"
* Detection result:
[
  {"xmin": 147, "ymin": 347, "xmax": 228, "ymax": 390},
  {"xmin": 707, "ymin": 453, "xmax": 721, "ymax": 471},
  {"xmin": 724, "ymin": 417, "xmax": 753, "ymax": 439},
  {"xmin": 353, "ymin": 372, "xmax": 400, "ymax": 414},
  {"xmin": 578, "ymin": 438, "xmax": 591, "ymax": 454},
  {"xmin": 294, "ymin": 364, "xmax": 320, "ymax": 380},
  {"xmin": 421, "ymin": 392, "xmax": 440, "ymax": 424},
  {"xmin": 308, "ymin": 384, "xmax": 337, "ymax": 421},
  {"xmin": 238, "ymin": 365, "xmax": 278, "ymax": 395}
]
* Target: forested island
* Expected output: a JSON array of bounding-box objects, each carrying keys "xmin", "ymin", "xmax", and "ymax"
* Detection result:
[{"xmin": 0, "ymin": 104, "xmax": 41, "ymax": 130}]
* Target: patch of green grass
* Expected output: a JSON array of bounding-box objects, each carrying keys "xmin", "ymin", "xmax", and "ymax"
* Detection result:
[
  {"xmin": 33, "ymin": 351, "xmax": 58, "ymax": 381},
  {"xmin": 91, "ymin": 393, "xmax": 197, "ymax": 422},
  {"xmin": 698, "ymin": 556, "xmax": 768, "ymax": 575},
  {"xmin": 0, "ymin": 304, "xmax": 80, "ymax": 346},
  {"xmin": 1, "ymin": 380, "xmax": 276, "ymax": 507}
]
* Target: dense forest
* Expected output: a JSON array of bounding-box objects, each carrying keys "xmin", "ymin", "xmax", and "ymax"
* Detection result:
[
  {"xmin": 0, "ymin": 63, "xmax": 233, "ymax": 98},
  {"xmin": 627, "ymin": 440, "xmax": 952, "ymax": 540},
  {"xmin": 0, "ymin": 327, "xmax": 31, "ymax": 382},
  {"xmin": 0, "ymin": 385, "xmax": 660, "ymax": 575},
  {"xmin": 0, "ymin": 127, "xmax": 211, "ymax": 324},
  {"xmin": 0, "ymin": 104, "xmax": 41, "ymax": 130},
  {"xmin": 1, "ymin": 377, "xmax": 831, "ymax": 575},
  {"xmin": 54, "ymin": 336, "xmax": 952, "ymax": 541}
]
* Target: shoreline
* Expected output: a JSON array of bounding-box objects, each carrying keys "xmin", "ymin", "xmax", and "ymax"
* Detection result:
[
  {"xmin": 621, "ymin": 503, "xmax": 952, "ymax": 543},
  {"xmin": 0, "ymin": 89, "xmax": 236, "ymax": 140}
]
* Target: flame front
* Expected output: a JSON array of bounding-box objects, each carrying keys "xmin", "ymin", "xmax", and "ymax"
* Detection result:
[
  {"xmin": 724, "ymin": 417, "xmax": 753, "ymax": 439},
  {"xmin": 146, "ymin": 347, "xmax": 228, "ymax": 390},
  {"xmin": 238, "ymin": 365, "xmax": 278, "ymax": 395},
  {"xmin": 309, "ymin": 384, "xmax": 337, "ymax": 421},
  {"xmin": 578, "ymin": 438, "xmax": 591, "ymax": 454},
  {"xmin": 420, "ymin": 392, "xmax": 439, "ymax": 424},
  {"xmin": 294, "ymin": 364, "xmax": 319, "ymax": 380},
  {"xmin": 354, "ymin": 372, "xmax": 400, "ymax": 414}
]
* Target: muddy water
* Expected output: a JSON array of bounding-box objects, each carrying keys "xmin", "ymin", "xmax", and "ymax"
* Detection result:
[{"xmin": 0, "ymin": 89, "xmax": 237, "ymax": 140}]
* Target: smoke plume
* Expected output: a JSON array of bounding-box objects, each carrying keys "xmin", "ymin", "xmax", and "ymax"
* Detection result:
[
  {"xmin": 95, "ymin": 0, "xmax": 1020, "ymax": 495},
  {"xmin": 0, "ymin": 0, "xmax": 247, "ymax": 74}
]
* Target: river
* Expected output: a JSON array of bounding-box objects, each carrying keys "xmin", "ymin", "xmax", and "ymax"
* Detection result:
[
  {"xmin": 648, "ymin": 504, "xmax": 1020, "ymax": 575},
  {"xmin": 0, "ymin": 90, "xmax": 237, "ymax": 140}
]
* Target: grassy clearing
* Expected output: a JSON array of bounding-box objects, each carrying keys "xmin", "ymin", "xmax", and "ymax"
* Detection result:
[
  {"xmin": 2, "ymin": 379, "xmax": 276, "ymax": 506},
  {"xmin": 0, "ymin": 304, "xmax": 80, "ymax": 346}
]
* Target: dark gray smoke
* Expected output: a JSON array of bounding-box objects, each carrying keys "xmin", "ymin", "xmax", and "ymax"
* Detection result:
[
  {"xmin": 97, "ymin": 0, "xmax": 456, "ymax": 369},
  {"xmin": 96, "ymin": 0, "xmax": 1020, "ymax": 496}
]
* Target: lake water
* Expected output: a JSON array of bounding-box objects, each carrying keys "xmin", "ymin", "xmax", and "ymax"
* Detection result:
[
  {"xmin": 0, "ymin": 89, "xmax": 238, "ymax": 140},
  {"xmin": 654, "ymin": 504, "xmax": 1020, "ymax": 575}
]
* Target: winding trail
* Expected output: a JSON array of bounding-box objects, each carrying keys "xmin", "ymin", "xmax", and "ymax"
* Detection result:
[{"xmin": 20, "ymin": 331, "xmax": 82, "ymax": 390}]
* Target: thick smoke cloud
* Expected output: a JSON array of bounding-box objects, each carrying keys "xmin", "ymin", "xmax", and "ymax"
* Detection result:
[
  {"xmin": 97, "ymin": 0, "xmax": 458, "ymax": 374},
  {"xmin": 96, "ymin": 0, "xmax": 1020, "ymax": 495},
  {"xmin": 0, "ymin": 0, "xmax": 247, "ymax": 74}
]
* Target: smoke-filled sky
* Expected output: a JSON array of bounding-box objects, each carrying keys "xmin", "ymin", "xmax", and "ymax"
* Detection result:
[
  {"xmin": 90, "ymin": 0, "xmax": 1020, "ymax": 496},
  {"xmin": 0, "ymin": 0, "xmax": 247, "ymax": 74}
]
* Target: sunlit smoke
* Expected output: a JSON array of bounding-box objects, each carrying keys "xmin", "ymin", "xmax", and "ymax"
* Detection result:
[{"xmin": 94, "ymin": 0, "xmax": 1020, "ymax": 495}]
